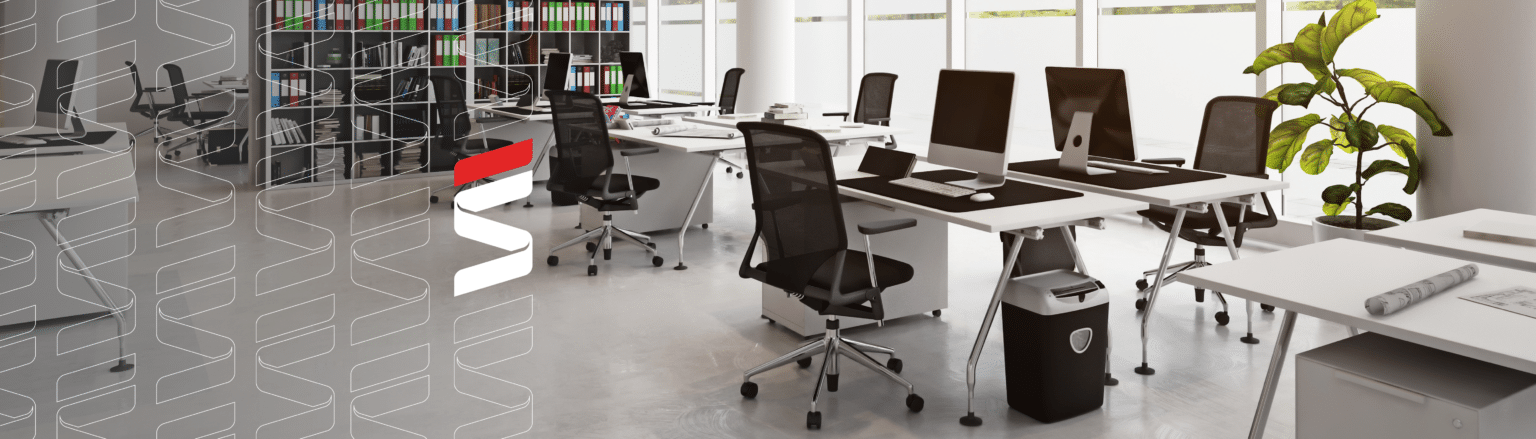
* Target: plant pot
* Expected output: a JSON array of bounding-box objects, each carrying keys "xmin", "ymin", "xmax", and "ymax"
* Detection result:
[{"xmin": 1312, "ymin": 215, "xmax": 1398, "ymax": 243}]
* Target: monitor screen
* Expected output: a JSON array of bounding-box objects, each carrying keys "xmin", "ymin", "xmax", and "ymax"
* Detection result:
[
  {"xmin": 1045, "ymin": 67, "xmax": 1136, "ymax": 160},
  {"xmin": 37, "ymin": 59, "xmax": 79, "ymax": 128},
  {"xmin": 544, "ymin": 53, "xmax": 571, "ymax": 92},
  {"xmin": 930, "ymin": 69, "xmax": 1014, "ymax": 155},
  {"xmin": 618, "ymin": 52, "xmax": 649, "ymax": 99}
]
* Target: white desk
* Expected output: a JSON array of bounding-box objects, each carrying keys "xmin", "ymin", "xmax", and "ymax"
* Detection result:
[
  {"xmin": 0, "ymin": 152, "xmax": 138, "ymax": 372},
  {"xmin": 1008, "ymin": 160, "xmax": 1288, "ymax": 374},
  {"xmin": 830, "ymin": 156, "xmax": 1147, "ymax": 426},
  {"xmin": 0, "ymin": 122, "xmax": 133, "ymax": 155},
  {"xmin": 1367, "ymin": 208, "xmax": 1536, "ymax": 273},
  {"xmin": 1178, "ymin": 238, "xmax": 1536, "ymax": 438}
]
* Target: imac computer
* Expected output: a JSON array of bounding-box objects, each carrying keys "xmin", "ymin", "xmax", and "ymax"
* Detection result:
[
  {"xmin": 35, "ymin": 59, "xmax": 86, "ymax": 140},
  {"xmin": 542, "ymin": 52, "xmax": 572, "ymax": 99},
  {"xmin": 926, "ymin": 69, "xmax": 1017, "ymax": 190},
  {"xmin": 1045, "ymin": 67, "xmax": 1154, "ymax": 175},
  {"xmin": 617, "ymin": 52, "xmax": 650, "ymax": 99}
]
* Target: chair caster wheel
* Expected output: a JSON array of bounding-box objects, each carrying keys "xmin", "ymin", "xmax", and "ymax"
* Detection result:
[
  {"xmin": 806, "ymin": 411, "xmax": 821, "ymax": 430},
  {"xmin": 652, "ymin": 256, "xmax": 664, "ymax": 267},
  {"xmin": 1215, "ymin": 311, "xmax": 1230, "ymax": 326},
  {"xmin": 547, "ymin": 256, "xmax": 558, "ymax": 266},
  {"xmin": 586, "ymin": 242, "xmax": 597, "ymax": 252},
  {"xmin": 1261, "ymin": 304, "xmax": 1275, "ymax": 312},
  {"xmin": 724, "ymin": 167, "xmax": 733, "ymax": 173},
  {"xmin": 1135, "ymin": 298, "xmax": 1148, "ymax": 311},
  {"xmin": 587, "ymin": 266, "xmax": 597, "ymax": 276},
  {"xmin": 960, "ymin": 413, "xmax": 983, "ymax": 427},
  {"xmin": 1195, "ymin": 288, "xmax": 1205, "ymax": 302},
  {"xmin": 906, "ymin": 394, "xmax": 924, "ymax": 412},
  {"xmin": 740, "ymin": 382, "xmax": 757, "ymax": 398},
  {"xmin": 886, "ymin": 358, "xmax": 903, "ymax": 374},
  {"xmin": 797, "ymin": 357, "xmax": 811, "ymax": 368},
  {"xmin": 603, "ymin": 249, "xmax": 612, "ymax": 260},
  {"xmin": 736, "ymin": 172, "xmax": 743, "ymax": 179},
  {"xmin": 931, "ymin": 309, "xmax": 942, "ymax": 317},
  {"xmin": 430, "ymin": 196, "xmax": 439, "ymax": 204},
  {"xmin": 1135, "ymin": 279, "xmax": 1149, "ymax": 291},
  {"xmin": 826, "ymin": 374, "xmax": 838, "ymax": 392},
  {"xmin": 701, "ymin": 223, "xmax": 708, "ymax": 229}
]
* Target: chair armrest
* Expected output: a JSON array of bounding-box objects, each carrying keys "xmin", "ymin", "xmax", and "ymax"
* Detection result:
[
  {"xmin": 143, "ymin": 87, "xmax": 169, "ymax": 93},
  {"xmin": 824, "ymin": 112, "xmax": 850, "ymax": 121},
  {"xmin": 1140, "ymin": 157, "xmax": 1186, "ymax": 167},
  {"xmin": 619, "ymin": 145, "xmax": 660, "ymax": 156},
  {"xmin": 858, "ymin": 218, "xmax": 916, "ymax": 235},
  {"xmin": 1237, "ymin": 172, "xmax": 1270, "ymax": 179},
  {"xmin": 864, "ymin": 117, "xmax": 891, "ymax": 124},
  {"xmin": 697, "ymin": 101, "xmax": 716, "ymax": 106}
]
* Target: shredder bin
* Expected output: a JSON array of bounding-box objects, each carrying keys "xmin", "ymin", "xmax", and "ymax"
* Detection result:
[{"xmin": 1000, "ymin": 267, "xmax": 1109, "ymax": 423}]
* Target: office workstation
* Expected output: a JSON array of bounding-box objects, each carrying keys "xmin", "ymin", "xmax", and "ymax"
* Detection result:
[{"xmin": 8, "ymin": 0, "xmax": 1536, "ymax": 437}]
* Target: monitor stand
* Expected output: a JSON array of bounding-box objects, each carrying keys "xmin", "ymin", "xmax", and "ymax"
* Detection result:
[
  {"xmin": 31, "ymin": 110, "xmax": 87, "ymax": 141},
  {"xmin": 1058, "ymin": 111, "xmax": 1115, "ymax": 176},
  {"xmin": 947, "ymin": 172, "xmax": 1007, "ymax": 190}
]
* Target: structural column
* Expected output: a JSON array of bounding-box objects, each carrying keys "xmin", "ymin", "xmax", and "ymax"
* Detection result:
[
  {"xmin": 1416, "ymin": 0, "xmax": 1536, "ymax": 217},
  {"xmin": 735, "ymin": 0, "xmax": 794, "ymax": 114}
]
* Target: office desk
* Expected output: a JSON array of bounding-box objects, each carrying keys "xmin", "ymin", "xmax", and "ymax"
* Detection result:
[
  {"xmin": 830, "ymin": 156, "xmax": 1146, "ymax": 426},
  {"xmin": 0, "ymin": 122, "xmax": 133, "ymax": 155},
  {"xmin": 1008, "ymin": 160, "xmax": 1288, "ymax": 373},
  {"xmin": 0, "ymin": 152, "xmax": 138, "ymax": 372},
  {"xmin": 607, "ymin": 120, "xmax": 909, "ymax": 270},
  {"xmin": 1177, "ymin": 238, "xmax": 1536, "ymax": 439},
  {"xmin": 1366, "ymin": 209, "xmax": 1536, "ymax": 273}
]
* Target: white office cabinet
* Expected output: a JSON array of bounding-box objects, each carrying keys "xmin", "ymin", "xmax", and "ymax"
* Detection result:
[{"xmin": 1297, "ymin": 332, "xmax": 1536, "ymax": 439}]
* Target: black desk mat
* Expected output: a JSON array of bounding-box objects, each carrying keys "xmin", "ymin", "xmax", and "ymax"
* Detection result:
[
  {"xmin": 9, "ymin": 131, "xmax": 119, "ymax": 147},
  {"xmin": 839, "ymin": 169, "xmax": 1082, "ymax": 213},
  {"xmin": 1007, "ymin": 157, "xmax": 1225, "ymax": 190}
]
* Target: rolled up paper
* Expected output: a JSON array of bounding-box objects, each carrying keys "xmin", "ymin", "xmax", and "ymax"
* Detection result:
[
  {"xmin": 1365, "ymin": 264, "xmax": 1479, "ymax": 315},
  {"xmin": 652, "ymin": 124, "xmax": 695, "ymax": 135},
  {"xmin": 626, "ymin": 118, "xmax": 673, "ymax": 128}
]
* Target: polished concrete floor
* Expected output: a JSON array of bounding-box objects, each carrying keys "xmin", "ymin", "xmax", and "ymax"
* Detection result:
[{"xmin": 0, "ymin": 142, "xmax": 1355, "ymax": 438}]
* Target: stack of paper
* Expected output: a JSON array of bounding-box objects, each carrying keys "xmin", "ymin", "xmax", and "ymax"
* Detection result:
[
  {"xmin": 394, "ymin": 142, "xmax": 425, "ymax": 174},
  {"xmin": 762, "ymin": 103, "xmax": 809, "ymax": 127},
  {"xmin": 313, "ymin": 147, "xmax": 346, "ymax": 181}
]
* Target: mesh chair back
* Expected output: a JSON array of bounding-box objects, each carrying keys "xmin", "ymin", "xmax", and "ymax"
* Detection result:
[
  {"xmin": 126, "ymin": 62, "xmax": 150, "ymax": 112},
  {"xmin": 428, "ymin": 76, "xmax": 471, "ymax": 144},
  {"xmin": 738, "ymin": 122, "xmax": 847, "ymax": 273},
  {"xmin": 162, "ymin": 64, "xmax": 192, "ymax": 119},
  {"xmin": 852, "ymin": 73, "xmax": 897, "ymax": 124},
  {"xmin": 1193, "ymin": 96, "xmax": 1279, "ymax": 176},
  {"xmin": 718, "ymin": 68, "xmax": 745, "ymax": 114},
  {"xmin": 546, "ymin": 90, "xmax": 615, "ymax": 195}
]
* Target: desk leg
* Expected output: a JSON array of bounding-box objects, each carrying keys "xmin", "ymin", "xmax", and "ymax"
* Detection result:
[
  {"xmin": 1138, "ymin": 208, "xmax": 1186, "ymax": 375},
  {"xmin": 960, "ymin": 233, "xmax": 1025, "ymax": 427},
  {"xmin": 523, "ymin": 130, "xmax": 557, "ymax": 208},
  {"xmin": 673, "ymin": 151, "xmax": 718, "ymax": 271},
  {"xmin": 39, "ymin": 213, "xmax": 133, "ymax": 373},
  {"xmin": 1061, "ymin": 227, "xmax": 1118, "ymax": 386},
  {"xmin": 1249, "ymin": 309, "xmax": 1297, "ymax": 439},
  {"xmin": 1211, "ymin": 202, "xmax": 1260, "ymax": 345}
]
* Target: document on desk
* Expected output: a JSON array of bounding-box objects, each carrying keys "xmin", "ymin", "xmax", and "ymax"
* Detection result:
[{"xmin": 1462, "ymin": 287, "xmax": 1536, "ymax": 319}]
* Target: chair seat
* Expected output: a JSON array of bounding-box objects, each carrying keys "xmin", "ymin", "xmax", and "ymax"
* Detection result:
[
  {"xmin": 1138, "ymin": 202, "xmax": 1272, "ymax": 247},
  {"xmin": 452, "ymin": 138, "xmax": 519, "ymax": 159},
  {"xmin": 549, "ymin": 174, "xmax": 662, "ymax": 212},
  {"xmin": 171, "ymin": 111, "xmax": 229, "ymax": 123},
  {"xmin": 756, "ymin": 249, "xmax": 914, "ymax": 314}
]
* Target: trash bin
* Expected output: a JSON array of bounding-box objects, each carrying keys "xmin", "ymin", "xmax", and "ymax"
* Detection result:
[{"xmin": 1000, "ymin": 267, "xmax": 1109, "ymax": 423}]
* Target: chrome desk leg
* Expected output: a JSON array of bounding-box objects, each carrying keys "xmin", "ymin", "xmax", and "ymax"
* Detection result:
[
  {"xmin": 523, "ymin": 130, "xmax": 557, "ymax": 208},
  {"xmin": 1060, "ymin": 227, "xmax": 1117, "ymax": 386},
  {"xmin": 961, "ymin": 233, "xmax": 1025, "ymax": 427},
  {"xmin": 40, "ymin": 213, "xmax": 133, "ymax": 373},
  {"xmin": 1138, "ymin": 208, "xmax": 1187, "ymax": 376},
  {"xmin": 1211, "ymin": 202, "xmax": 1260, "ymax": 345},
  {"xmin": 1249, "ymin": 309, "xmax": 1298, "ymax": 439},
  {"xmin": 674, "ymin": 151, "xmax": 718, "ymax": 270}
]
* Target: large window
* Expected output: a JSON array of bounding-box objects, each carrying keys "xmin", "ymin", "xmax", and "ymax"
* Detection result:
[
  {"xmin": 966, "ymin": 0, "xmax": 1077, "ymax": 160},
  {"xmin": 717, "ymin": 0, "xmax": 736, "ymax": 96},
  {"xmin": 796, "ymin": 0, "xmax": 849, "ymax": 113},
  {"xmin": 659, "ymin": 0, "xmax": 704, "ymax": 101},
  {"xmin": 865, "ymin": 0, "xmax": 948, "ymax": 155}
]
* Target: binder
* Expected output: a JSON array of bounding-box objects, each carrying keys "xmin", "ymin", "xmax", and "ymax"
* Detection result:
[
  {"xmin": 437, "ymin": 0, "xmax": 446, "ymax": 30},
  {"xmin": 298, "ymin": 74, "xmax": 308, "ymax": 105},
  {"xmin": 565, "ymin": 2, "xmax": 571, "ymax": 31},
  {"xmin": 617, "ymin": 2, "xmax": 625, "ymax": 31},
  {"xmin": 434, "ymin": 35, "xmax": 444, "ymax": 66},
  {"xmin": 450, "ymin": 0, "xmax": 459, "ymax": 30},
  {"xmin": 271, "ymin": 73, "xmax": 282, "ymax": 107},
  {"xmin": 305, "ymin": 1, "xmax": 314, "ymax": 29},
  {"xmin": 392, "ymin": 0, "xmax": 400, "ymax": 30}
]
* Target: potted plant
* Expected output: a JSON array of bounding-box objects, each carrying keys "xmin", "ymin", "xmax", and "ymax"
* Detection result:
[{"xmin": 1242, "ymin": 0, "xmax": 1451, "ymax": 241}]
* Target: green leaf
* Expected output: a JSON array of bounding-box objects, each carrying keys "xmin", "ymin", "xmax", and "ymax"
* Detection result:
[
  {"xmin": 1377, "ymin": 124, "xmax": 1417, "ymax": 159},
  {"xmin": 1299, "ymin": 139, "xmax": 1334, "ymax": 175},
  {"xmin": 1322, "ymin": 0, "xmax": 1378, "ymax": 63},
  {"xmin": 1293, "ymin": 23, "xmax": 1330, "ymax": 78},
  {"xmin": 1337, "ymin": 68, "xmax": 1390, "ymax": 90},
  {"xmin": 1362, "ymin": 159, "xmax": 1410, "ymax": 180},
  {"xmin": 1267, "ymin": 114, "xmax": 1322, "ymax": 172},
  {"xmin": 1363, "ymin": 81, "xmax": 1454, "ymax": 136},
  {"xmin": 1263, "ymin": 83, "xmax": 1317, "ymax": 107},
  {"xmin": 1327, "ymin": 116, "xmax": 1358, "ymax": 153},
  {"xmin": 1245, "ymin": 43, "xmax": 1297, "ymax": 75},
  {"xmin": 1314, "ymin": 75, "xmax": 1337, "ymax": 95},
  {"xmin": 1365, "ymin": 202, "xmax": 1413, "ymax": 222},
  {"xmin": 1322, "ymin": 184, "xmax": 1356, "ymax": 205},
  {"xmin": 1345, "ymin": 119, "xmax": 1380, "ymax": 151},
  {"xmin": 1323, "ymin": 198, "xmax": 1354, "ymax": 216}
]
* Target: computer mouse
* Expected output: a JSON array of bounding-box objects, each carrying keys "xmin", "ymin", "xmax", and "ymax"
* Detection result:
[{"xmin": 970, "ymin": 193, "xmax": 995, "ymax": 202}]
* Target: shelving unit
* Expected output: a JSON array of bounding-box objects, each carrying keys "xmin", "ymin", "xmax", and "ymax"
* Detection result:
[{"xmin": 255, "ymin": 0, "xmax": 634, "ymax": 188}]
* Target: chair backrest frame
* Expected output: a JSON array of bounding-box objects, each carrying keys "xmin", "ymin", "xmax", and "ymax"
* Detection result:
[
  {"xmin": 717, "ymin": 67, "xmax": 745, "ymax": 114},
  {"xmin": 852, "ymin": 73, "xmax": 898, "ymax": 125},
  {"xmin": 545, "ymin": 90, "xmax": 618, "ymax": 197}
]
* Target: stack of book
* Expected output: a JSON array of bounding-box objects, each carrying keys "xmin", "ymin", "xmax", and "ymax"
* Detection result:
[
  {"xmin": 269, "ymin": 117, "xmax": 310, "ymax": 145},
  {"xmin": 540, "ymin": 48, "xmax": 560, "ymax": 64},
  {"xmin": 315, "ymin": 88, "xmax": 345, "ymax": 107},
  {"xmin": 314, "ymin": 118, "xmax": 342, "ymax": 143},
  {"xmin": 571, "ymin": 54, "xmax": 594, "ymax": 64},
  {"xmin": 313, "ymin": 147, "xmax": 346, "ymax": 181},
  {"xmin": 762, "ymin": 103, "xmax": 809, "ymax": 127},
  {"xmin": 355, "ymin": 152, "xmax": 386, "ymax": 178},
  {"xmin": 394, "ymin": 142, "xmax": 426, "ymax": 174}
]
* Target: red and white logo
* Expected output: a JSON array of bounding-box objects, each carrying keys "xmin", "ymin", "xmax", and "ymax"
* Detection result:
[{"xmin": 453, "ymin": 139, "xmax": 535, "ymax": 296}]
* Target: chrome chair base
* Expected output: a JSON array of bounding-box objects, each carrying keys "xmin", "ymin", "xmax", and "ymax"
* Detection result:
[
  {"xmin": 547, "ymin": 214, "xmax": 662, "ymax": 276},
  {"xmin": 1134, "ymin": 246, "xmax": 1231, "ymax": 325},
  {"xmin": 740, "ymin": 317, "xmax": 923, "ymax": 429}
]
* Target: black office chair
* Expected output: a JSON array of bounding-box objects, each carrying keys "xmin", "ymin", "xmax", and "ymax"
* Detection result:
[
  {"xmin": 734, "ymin": 122, "xmax": 925, "ymax": 430},
  {"xmin": 125, "ymin": 62, "xmax": 173, "ymax": 145},
  {"xmin": 824, "ymin": 72, "xmax": 898, "ymax": 150},
  {"xmin": 160, "ymin": 64, "xmax": 232, "ymax": 161},
  {"xmin": 427, "ymin": 76, "xmax": 523, "ymax": 204},
  {"xmin": 702, "ymin": 67, "xmax": 749, "ymax": 179},
  {"xmin": 543, "ymin": 90, "xmax": 665, "ymax": 276},
  {"xmin": 1132, "ymin": 96, "xmax": 1280, "ymax": 340}
]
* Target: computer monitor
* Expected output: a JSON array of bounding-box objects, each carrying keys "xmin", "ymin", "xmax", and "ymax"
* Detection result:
[
  {"xmin": 927, "ymin": 69, "xmax": 1017, "ymax": 190},
  {"xmin": 1045, "ymin": 67, "xmax": 1135, "ymax": 161},
  {"xmin": 618, "ymin": 52, "xmax": 649, "ymax": 99},
  {"xmin": 36, "ymin": 59, "xmax": 85, "ymax": 139},
  {"xmin": 543, "ymin": 52, "xmax": 571, "ymax": 97}
]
